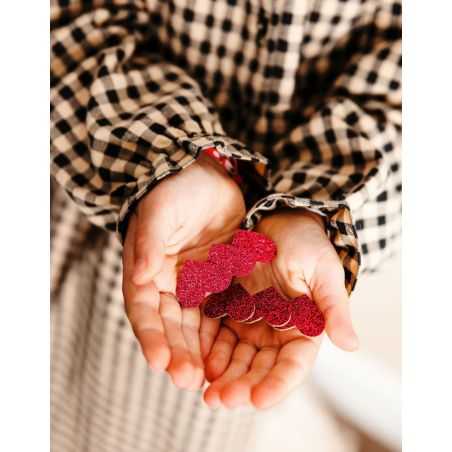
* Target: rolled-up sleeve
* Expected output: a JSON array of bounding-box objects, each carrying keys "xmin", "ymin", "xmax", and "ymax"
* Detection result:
[
  {"xmin": 50, "ymin": 0, "xmax": 266, "ymax": 240},
  {"xmin": 244, "ymin": 1, "xmax": 402, "ymax": 293}
]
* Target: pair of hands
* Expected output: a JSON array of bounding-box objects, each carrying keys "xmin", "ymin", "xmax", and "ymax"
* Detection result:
[{"xmin": 122, "ymin": 154, "xmax": 358, "ymax": 409}]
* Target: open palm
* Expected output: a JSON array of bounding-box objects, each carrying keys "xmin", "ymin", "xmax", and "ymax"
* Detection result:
[
  {"xmin": 122, "ymin": 154, "xmax": 245, "ymax": 390},
  {"xmin": 204, "ymin": 315, "xmax": 321, "ymax": 409},
  {"xmin": 204, "ymin": 210, "xmax": 358, "ymax": 408}
]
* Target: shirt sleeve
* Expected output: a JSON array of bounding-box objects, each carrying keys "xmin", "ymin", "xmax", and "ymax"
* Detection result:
[
  {"xmin": 50, "ymin": 0, "xmax": 266, "ymax": 240},
  {"xmin": 243, "ymin": 1, "xmax": 402, "ymax": 293}
]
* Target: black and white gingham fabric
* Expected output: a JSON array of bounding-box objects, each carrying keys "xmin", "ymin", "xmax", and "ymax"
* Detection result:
[{"xmin": 51, "ymin": 1, "xmax": 401, "ymax": 451}]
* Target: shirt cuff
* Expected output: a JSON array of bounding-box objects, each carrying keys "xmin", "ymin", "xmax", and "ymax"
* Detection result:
[
  {"xmin": 243, "ymin": 193, "xmax": 361, "ymax": 294},
  {"xmin": 116, "ymin": 134, "xmax": 268, "ymax": 243}
]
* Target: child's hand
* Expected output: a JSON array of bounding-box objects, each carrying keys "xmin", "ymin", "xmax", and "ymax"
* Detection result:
[
  {"xmin": 204, "ymin": 209, "xmax": 358, "ymax": 408},
  {"xmin": 122, "ymin": 154, "xmax": 245, "ymax": 390}
]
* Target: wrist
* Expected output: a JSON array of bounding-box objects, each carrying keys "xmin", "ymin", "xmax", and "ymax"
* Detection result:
[
  {"xmin": 259, "ymin": 208, "xmax": 326, "ymax": 232},
  {"xmin": 298, "ymin": 209, "xmax": 326, "ymax": 230}
]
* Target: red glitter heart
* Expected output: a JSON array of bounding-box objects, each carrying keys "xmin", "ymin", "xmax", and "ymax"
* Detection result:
[
  {"xmin": 207, "ymin": 243, "xmax": 254, "ymax": 278},
  {"xmin": 225, "ymin": 284, "xmax": 255, "ymax": 322},
  {"xmin": 176, "ymin": 260, "xmax": 207, "ymax": 308},
  {"xmin": 176, "ymin": 259, "xmax": 233, "ymax": 308},
  {"xmin": 203, "ymin": 291, "xmax": 229, "ymax": 319},
  {"xmin": 232, "ymin": 230, "xmax": 277, "ymax": 263},
  {"xmin": 176, "ymin": 230, "xmax": 282, "ymax": 316},
  {"xmin": 233, "ymin": 248, "xmax": 258, "ymax": 276},
  {"xmin": 176, "ymin": 230, "xmax": 277, "ymax": 309},
  {"xmin": 207, "ymin": 243, "xmax": 237, "ymax": 275},
  {"xmin": 199, "ymin": 260, "xmax": 232, "ymax": 293},
  {"xmin": 252, "ymin": 287, "xmax": 280, "ymax": 321},
  {"xmin": 290, "ymin": 295, "xmax": 325, "ymax": 337},
  {"xmin": 265, "ymin": 308, "xmax": 292, "ymax": 328},
  {"xmin": 262, "ymin": 294, "xmax": 292, "ymax": 328}
]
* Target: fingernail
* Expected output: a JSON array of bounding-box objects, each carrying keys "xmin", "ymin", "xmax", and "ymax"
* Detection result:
[{"xmin": 204, "ymin": 392, "xmax": 221, "ymax": 409}]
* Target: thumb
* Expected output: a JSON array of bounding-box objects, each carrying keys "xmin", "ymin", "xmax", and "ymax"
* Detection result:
[
  {"xmin": 312, "ymin": 266, "xmax": 359, "ymax": 352},
  {"xmin": 132, "ymin": 205, "xmax": 166, "ymax": 286}
]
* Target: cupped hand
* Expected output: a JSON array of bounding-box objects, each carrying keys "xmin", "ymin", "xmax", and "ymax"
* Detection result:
[
  {"xmin": 204, "ymin": 209, "xmax": 359, "ymax": 409},
  {"xmin": 122, "ymin": 154, "xmax": 245, "ymax": 390}
]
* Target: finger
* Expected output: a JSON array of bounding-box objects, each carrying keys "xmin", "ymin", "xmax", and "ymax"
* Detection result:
[
  {"xmin": 220, "ymin": 348, "xmax": 277, "ymax": 408},
  {"xmin": 123, "ymin": 217, "xmax": 171, "ymax": 371},
  {"xmin": 324, "ymin": 299, "xmax": 358, "ymax": 351},
  {"xmin": 204, "ymin": 326, "xmax": 237, "ymax": 382},
  {"xmin": 251, "ymin": 338, "xmax": 319, "ymax": 409},
  {"xmin": 272, "ymin": 260, "xmax": 312, "ymax": 300},
  {"xmin": 269, "ymin": 217, "xmax": 359, "ymax": 350},
  {"xmin": 126, "ymin": 287, "xmax": 172, "ymax": 371},
  {"xmin": 204, "ymin": 342, "xmax": 256, "ymax": 408},
  {"xmin": 313, "ymin": 268, "xmax": 359, "ymax": 352},
  {"xmin": 278, "ymin": 245, "xmax": 358, "ymax": 351},
  {"xmin": 181, "ymin": 307, "xmax": 204, "ymax": 389},
  {"xmin": 151, "ymin": 255, "xmax": 178, "ymax": 294},
  {"xmin": 160, "ymin": 293, "xmax": 197, "ymax": 389},
  {"xmin": 199, "ymin": 315, "xmax": 221, "ymax": 360},
  {"xmin": 133, "ymin": 203, "xmax": 167, "ymax": 285}
]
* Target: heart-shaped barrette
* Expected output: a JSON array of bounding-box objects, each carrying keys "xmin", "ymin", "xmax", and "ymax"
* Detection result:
[
  {"xmin": 176, "ymin": 230, "xmax": 276, "ymax": 308},
  {"xmin": 203, "ymin": 283, "xmax": 325, "ymax": 337},
  {"xmin": 175, "ymin": 229, "xmax": 325, "ymax": 336}
]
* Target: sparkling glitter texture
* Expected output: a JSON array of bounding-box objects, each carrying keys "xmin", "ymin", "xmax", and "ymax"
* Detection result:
[
  {"xmin": 254, "ymin": 287, "xmax": 281, "ymax": 318},
  {"xmin": 199, "ymin": 261, "xmax": 231, "ymax": 293},
  {"xmin": 290, "ymin": 294, "xmax": 325, "ymax": 337},
  {"xmin": 264, "ymin": 303, "xmax": 292, "ymax": 328},
  {"xmin": 207, "ymin": 244, "xmax": 237, "ymax": 275},
  {"xmin": 176, "ymin": 260, "xmax": 207, "ymax": 308},
  {"xmin": 232, "ymin": 230, "xmax": 277, "ymax": 263},
  {"xmin": 176, "ymin": 230, "xmax": 277, "ymax": 307},
  {"xmin": 225, "ymin": 284, "xmax": 255, "ymax": 321},
  {"xmin": 203, "ymin": 291, "xmax": 229, "ymax": 319},
  {"xmin": 177, "ymin": 230, "xmax": 325, "ymax": 336}
]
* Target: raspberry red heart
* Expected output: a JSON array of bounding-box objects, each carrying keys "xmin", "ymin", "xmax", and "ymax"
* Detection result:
[
  {"xmin": 176, "ymin": 260, "xmax": 207, "ymax": 308},
  {"xmin": 207, "ymin": 241, "xmax": 257, "ymax": 277},
  {"xmin": 260, "ymin": 291, "xmax": 292, "ymax": 328},
  {"xmin": 290, "ymin": 295, "xmax": 325, "ymax": 337},
  {"xmin": 232, "ymin": 230, "xmax": 277, "ymax": 263},
  {"xmin": 203, "ymin": 291, "xmax": 229, "ymax": 319},
  {"xmin": 207, "ymin": 243, "xmax": 237, "ymax": 276},
  {"xmin": 176, "ymin": 259, "xmax": 233, "ymax": 308},
  {"xmin": 264, "ymin": 305, "xmax": 292, "ymax": 328},
  {"xmin": 199, "ymin": 260, "xmax": 232, "ymax": 293},
  {"xmin": 253, "ymin": 287, "xmax": 281, "ymax": 319},
  {"xmin": 176, "ymin": 230, "xmax": 277, "ymax": 308},
  {"xmin": 208, "ymin": 243, "xmax": 255, "ymax": 277},
  {"xmin": 225, "ymin": 284, "xmax": 255, "ymax": 322}
]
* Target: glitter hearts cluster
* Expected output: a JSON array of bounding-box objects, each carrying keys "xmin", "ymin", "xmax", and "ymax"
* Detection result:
[
  {"xmin": 176, "ymin": 229, "xmax": 325, "ymax": 336},
  {"xmin": 176, "ymin": 230, "xmax": 277, "ymax": 308},
  {"xmin": 203, "ymin": 284, "xmax": 325, "ymax": 337}
]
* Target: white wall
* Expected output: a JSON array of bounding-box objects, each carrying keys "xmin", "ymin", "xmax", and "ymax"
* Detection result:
[{"xmin": 312, "ymin": 255, "xmax": 401, "ymax": 451}]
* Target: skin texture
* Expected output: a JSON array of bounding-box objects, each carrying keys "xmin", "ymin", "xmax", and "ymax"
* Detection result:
[
  {"xmin": 122, "ymin": 159, "xmax": 358, "ymax": 405},
  {"xmin": 203, "ymin": 210, "xmax": 359, "ymax": 409},
  {"xmin": 122, "ymin": 154, "xmax": 245, "ymax": 390}
]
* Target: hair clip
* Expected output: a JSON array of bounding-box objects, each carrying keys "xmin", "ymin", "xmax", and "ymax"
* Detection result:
[
  {"xmin": 203, "ymin": 284, "xmax": 325, "ymax": 337},
  {"xmin": 175, "ymin": 229, "xmax": 325, "ymax": 336},
  {"xmin": 176, "ymin": 230, "xmax": 276, "ymax": 308}
]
